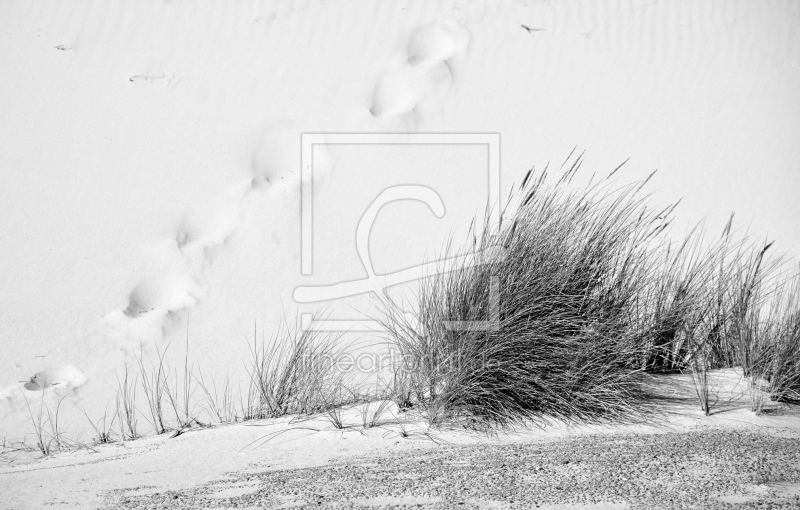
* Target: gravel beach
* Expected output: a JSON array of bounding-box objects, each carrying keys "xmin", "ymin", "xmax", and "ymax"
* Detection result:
[{"xmin": 102, "ymin": 428, "xmax": 800, "ymax": 510}]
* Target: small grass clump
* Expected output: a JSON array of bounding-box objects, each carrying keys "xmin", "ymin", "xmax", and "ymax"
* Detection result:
[
  {"xmin": 136, "ymin": 341, "xmax": 171, "ymax": 435},
  {"xmin": 243, "ymin": 320, "xmax": 354, "ymax": 420},
  {"xmin": 21, "ymin": 391, "xmax": 78, "ymax": 456},
  {"xmin": 115, "ymin": 364, "xmax": 139, "ymax": 440},
  {"xmin": 740, "ymin": 268, "xmax": 800, "ymax": 413}
]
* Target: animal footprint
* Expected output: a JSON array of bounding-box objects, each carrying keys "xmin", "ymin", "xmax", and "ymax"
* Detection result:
[
  {"xmin": 252, "ymin": 122, "xmax": 334, "ymax": 188},
  {"xmin": 124, "ymin": 268, "xmax": 203, "ymax": 317},
  {"xmin": 369, "ymin": 21, "xmax": 469, "ymax": 120},
  {"xmin": 124, "ymin": 240, "xmax": 204, "ymax": 318},
  {"xmin": 176, "ymin": 181, "xmax": 250, "ymax": 253},
  {"xmin": 24, "ymin": 365, "xmax": 86, "ymax": 391},
  {"xmin": 369, "ymin": 65, "xmax": 450, "ymax": 118},
  {"xmin": 406, "ymin": 22, "xmax": 470, "ymax": 66}
]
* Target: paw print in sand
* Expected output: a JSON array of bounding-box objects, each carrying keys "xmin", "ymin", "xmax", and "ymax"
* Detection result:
[
  {"xmin": 24, "ymin": 365, "xmax": 87, "ymax": 391},
  {"xmin": 369, "ymin": 21, "xmax": 470, "ymax": 120}
]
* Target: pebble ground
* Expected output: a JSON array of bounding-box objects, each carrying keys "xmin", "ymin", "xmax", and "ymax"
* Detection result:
[{"xmin": 103, "ymin": 429, "xmax": 800, "ymax": 509}]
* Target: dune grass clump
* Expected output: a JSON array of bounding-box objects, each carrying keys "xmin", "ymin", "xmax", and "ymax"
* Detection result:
[
  {"xmin": 768, "ymin": 272, "xmax": 800, "ymax": 402},
  {"xmin": 636, "ymin": 217, "xmax": 798, "ymax": 414},
  {"xmin": 382, "ymin": 157, "xmax": 675, "ymax": 426},
  {"xmin": 627, "ymin": 220, "xmax": 778, "ymax": 413},
  {"xmin": 739, "ymin": 268, "xmax": 800, "ymax": 412}
]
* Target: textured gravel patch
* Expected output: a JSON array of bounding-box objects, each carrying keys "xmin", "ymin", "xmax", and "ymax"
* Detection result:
[{"xmin": 102, "ymin": 429, "xmax": 800, "ymax": 509}]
